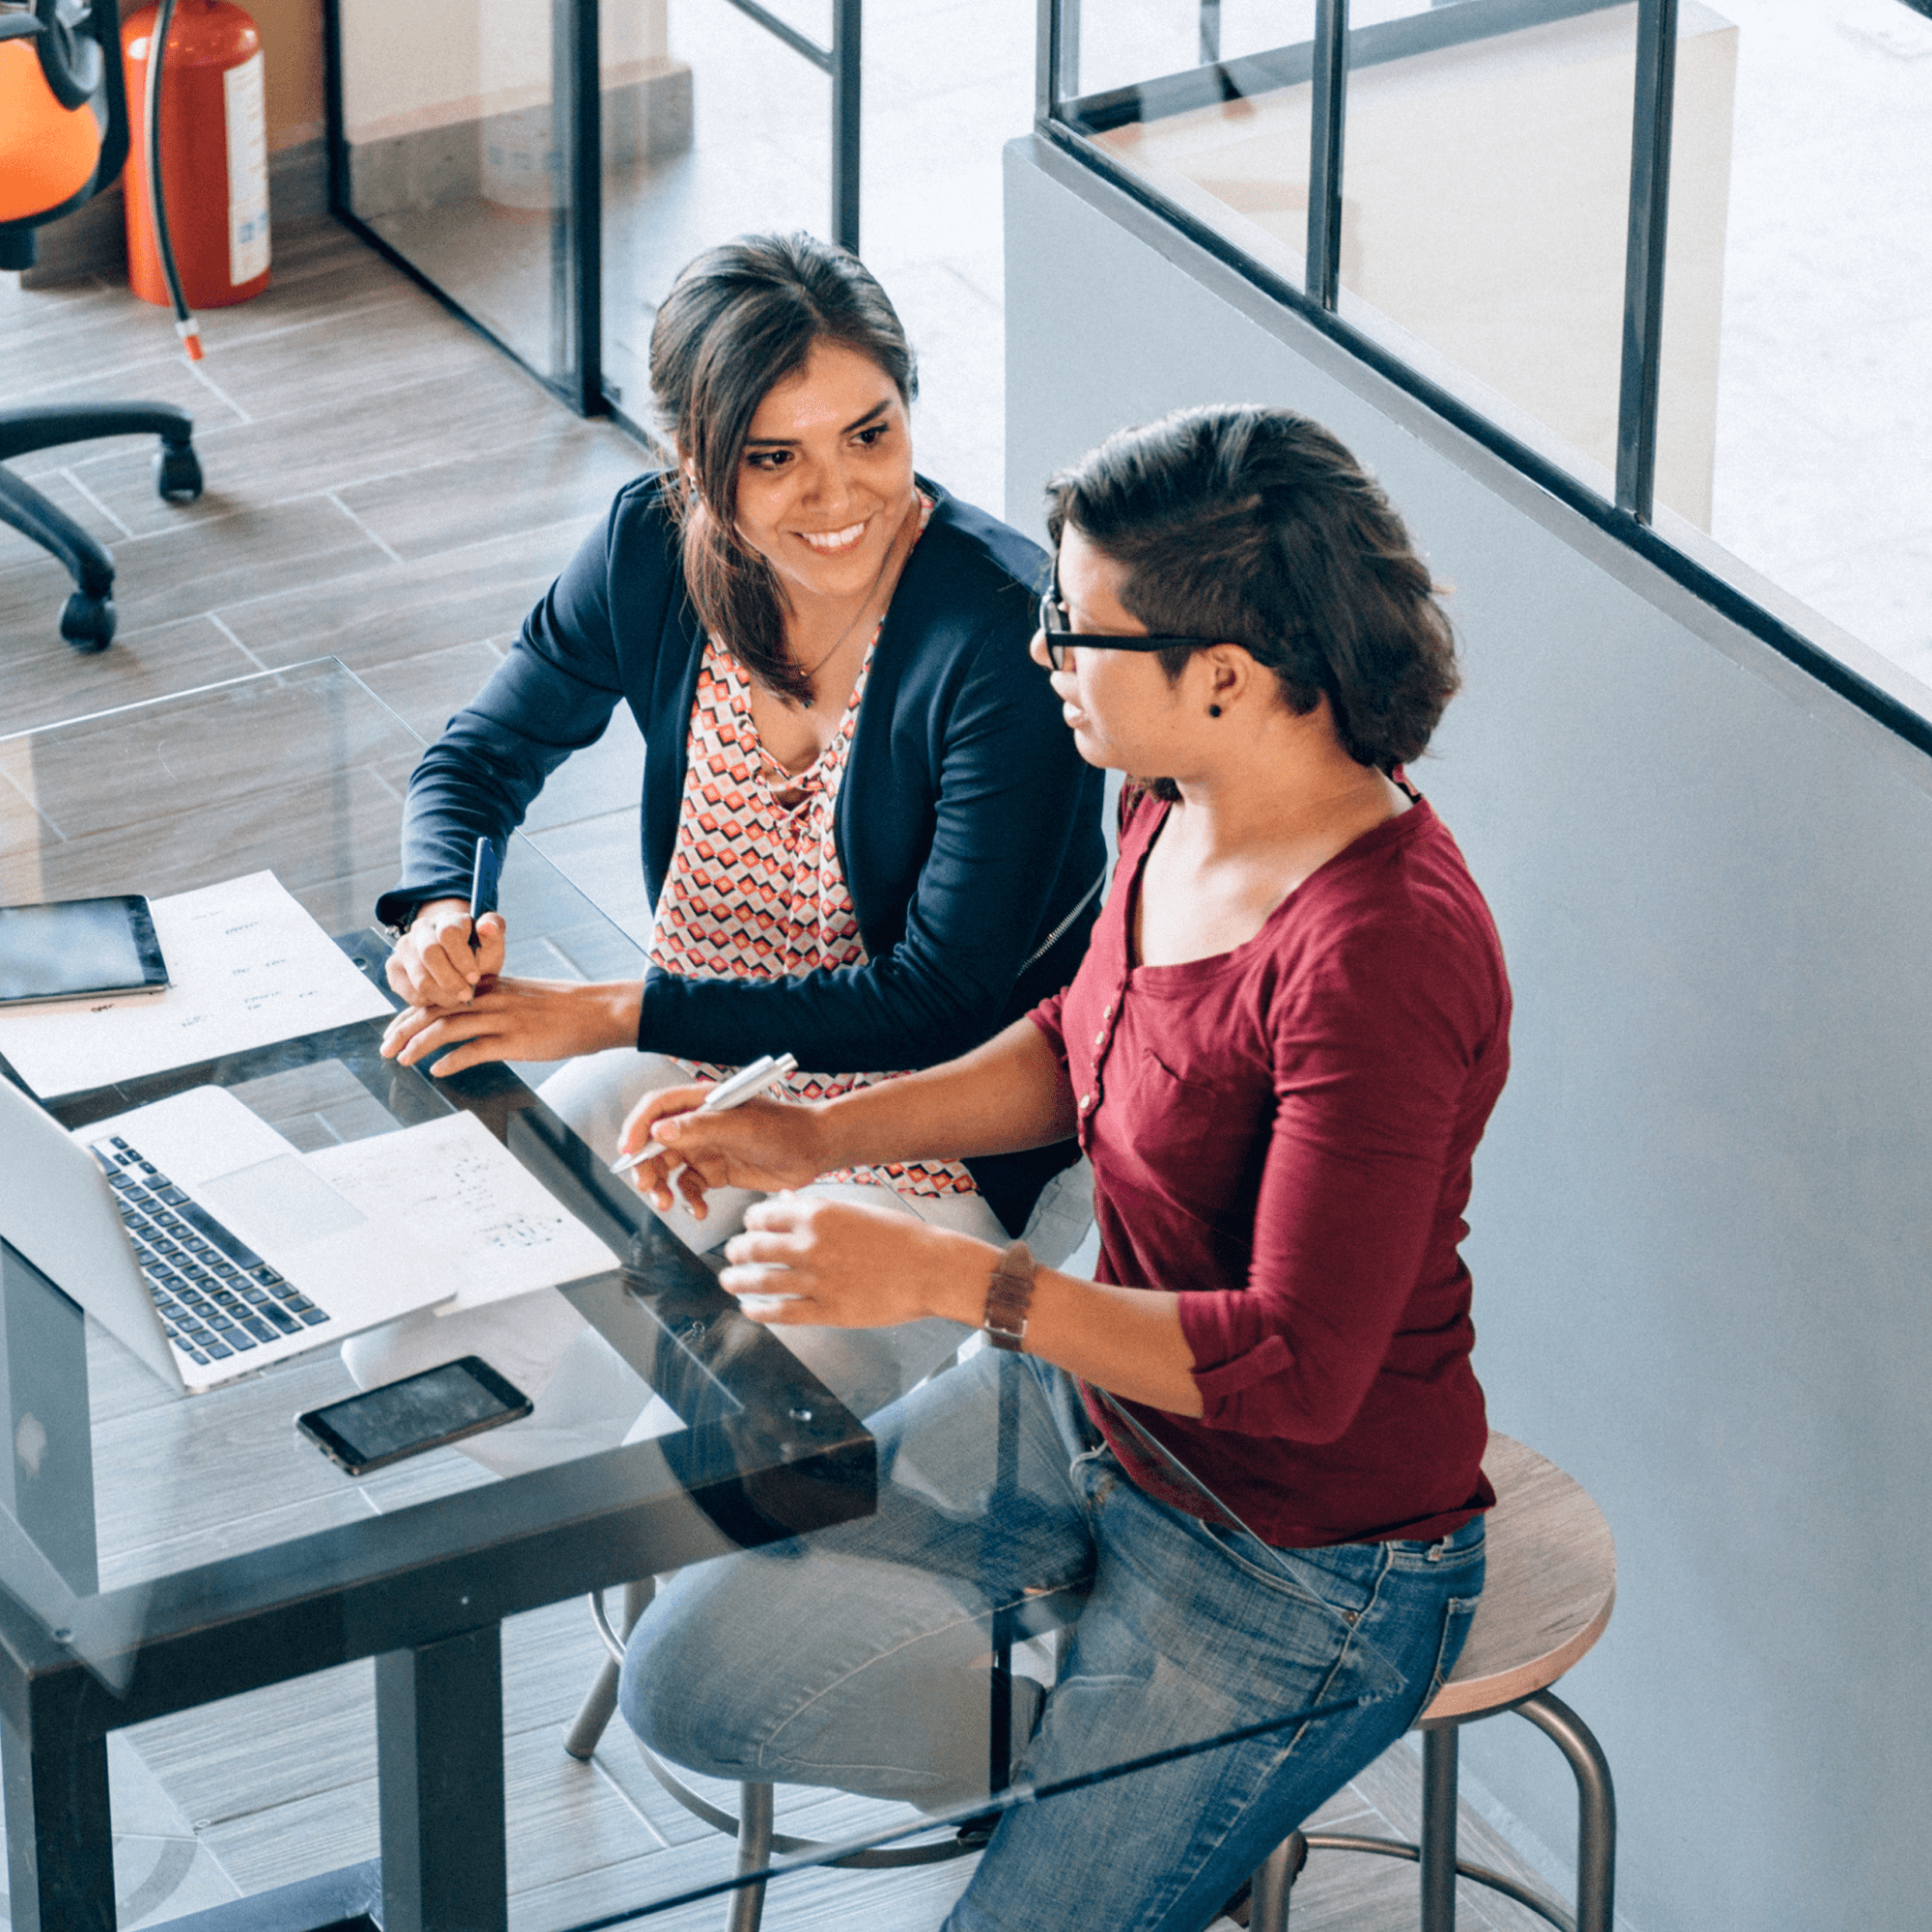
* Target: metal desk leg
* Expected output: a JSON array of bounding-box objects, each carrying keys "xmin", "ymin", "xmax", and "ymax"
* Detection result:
[
  {"xmin": 1, "ymin": 1678, "xmax": 112, "ymax": 1932},
  {"xmin": 377, "ymin": 1625, "xmax": 508, "ymax": 1932}
]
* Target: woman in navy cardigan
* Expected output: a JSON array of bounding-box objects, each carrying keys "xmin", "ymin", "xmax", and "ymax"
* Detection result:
[{"xmin": 352, "ymin": 234, "xmax": 1104, "ymax": 1447}]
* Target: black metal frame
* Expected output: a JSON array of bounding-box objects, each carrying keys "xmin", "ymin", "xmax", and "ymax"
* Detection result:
[
  {"xmin": 1036, "ymin": 0, "xmax": 1932, "ymax": 761},
  {"xmin": 321, "ymin": 0, "xmax": 862, "ymax": 422},
  {"xmin": 720, "ymin": 0, "xmax": 864, "ymax": 254}
]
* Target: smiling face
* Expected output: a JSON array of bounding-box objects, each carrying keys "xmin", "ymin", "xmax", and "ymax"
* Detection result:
[{"xmin": 725, "ymin": 338, "xmax": 917, "ymax": 609}]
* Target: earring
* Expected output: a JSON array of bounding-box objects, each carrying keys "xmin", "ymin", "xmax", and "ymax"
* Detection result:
[{"xmin": 1208, "ymin": 703, "xmax": 1223, "ymax": 718}]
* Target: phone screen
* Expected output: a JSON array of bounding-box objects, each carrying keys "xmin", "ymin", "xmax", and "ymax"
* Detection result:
[{"xmin": 298, "ymin": 1357, "xmax": 531, "ymax": 1475}]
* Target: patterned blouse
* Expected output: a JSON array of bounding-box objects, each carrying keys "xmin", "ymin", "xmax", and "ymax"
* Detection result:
[{"xmin": 646, "ymin": 500, "xmax": 978, "ymax": 1202}]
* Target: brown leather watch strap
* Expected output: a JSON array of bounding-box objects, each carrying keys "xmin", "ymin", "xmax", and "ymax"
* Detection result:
[{"xmin": 983, "ymin": 1238, "xmax": 1036, "ymax": 1353}]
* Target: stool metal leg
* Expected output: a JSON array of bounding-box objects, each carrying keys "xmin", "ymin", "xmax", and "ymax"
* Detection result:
[
  {"xmin": 726, "ymin": 1782, "xmax": 775, "ymax": 1932},
  {"xmin": 1249, "ymin": 1828, "xmax": 1305, "ymax": 1932},
  {"xmin": 564, "ymin": 1579, "xmax": 653, "ymax": 1760},
  {"xmin": 1419, "ymin": 1723, "xmax": 1460, "ymax": 1932},
  {"xmin": 1515, "ymin": 1690, "xmax": 1616, "ymax": 1932}
]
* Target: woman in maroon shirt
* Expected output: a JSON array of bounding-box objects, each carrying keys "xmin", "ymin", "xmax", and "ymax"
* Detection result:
[{"xmin": 616, "ymin": 406, "xmax": 1511, "ymax": 1932}]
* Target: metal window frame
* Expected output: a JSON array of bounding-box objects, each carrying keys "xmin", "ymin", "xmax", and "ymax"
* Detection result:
[
  {"xmin": 1035, "ymin": 0, "xmax": 1932, "ymax": 760},
  {"xmin": 323, "ymin": 0, "xmax": 864, "ymax": 422}
]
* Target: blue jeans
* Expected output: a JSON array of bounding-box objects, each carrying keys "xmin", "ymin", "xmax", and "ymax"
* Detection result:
[{"xmin": 621, "ymin": 1350, "xmax": 1484, "ymax": 1932}]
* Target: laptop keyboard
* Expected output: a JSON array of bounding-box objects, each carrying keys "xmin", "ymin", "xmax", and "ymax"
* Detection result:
[{"xmin": 88, "ymin": 1135, "xmax": 330, "ymax": 1368}]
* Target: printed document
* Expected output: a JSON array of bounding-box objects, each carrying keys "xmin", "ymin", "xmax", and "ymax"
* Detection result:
[{"xmin": 0, "ymin": 872, "xmax": 392, "ymax": 1098}]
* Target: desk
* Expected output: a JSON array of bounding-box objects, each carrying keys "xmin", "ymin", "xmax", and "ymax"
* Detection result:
[{"xmin": 0, "ymin": 660, "xmax": 1316, "ymax": 1932}]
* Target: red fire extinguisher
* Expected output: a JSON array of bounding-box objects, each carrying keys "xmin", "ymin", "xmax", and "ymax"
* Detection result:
[{"xmin": 122, "ymin": 0, "xmax": 269, "ymax": 317}]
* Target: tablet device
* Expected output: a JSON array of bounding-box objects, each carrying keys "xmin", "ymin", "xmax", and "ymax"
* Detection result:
[{"xmin": 0, "ymin": 895, "xmax": 170, "ymax": 1009}]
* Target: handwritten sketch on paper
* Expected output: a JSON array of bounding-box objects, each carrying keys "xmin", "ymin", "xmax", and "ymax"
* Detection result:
[{"xmin": 304, "ymin": 1111, "xmax": 620, "ymax": 1310}]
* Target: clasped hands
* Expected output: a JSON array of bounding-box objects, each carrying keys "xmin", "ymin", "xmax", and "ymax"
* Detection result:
[
  {"xmin": 617, "ymin": 1084, "xmax": 992, "ymax": 1333},
  {"xmin": 380, "ymin": 900, "xmax": 642, "ymax": 1075}
]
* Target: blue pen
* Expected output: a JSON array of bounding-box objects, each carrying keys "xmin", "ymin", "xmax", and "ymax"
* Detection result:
[{"xmin": 469, "ymin": 836, "xmax": 503, "ymax": 949}]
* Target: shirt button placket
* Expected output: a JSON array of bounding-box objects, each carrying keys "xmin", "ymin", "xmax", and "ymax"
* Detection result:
[{"xmin": 1077, "ymin": 979, "xmax": 1126, "ymax": 1143}]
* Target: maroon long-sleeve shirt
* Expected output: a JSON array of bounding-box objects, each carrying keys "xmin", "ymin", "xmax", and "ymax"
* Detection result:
[{"xmin": 1030, "ymin": 788, "xmax": 1510, "ymax": 1548}]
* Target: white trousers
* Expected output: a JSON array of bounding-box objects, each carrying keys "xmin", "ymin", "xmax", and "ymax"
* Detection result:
[{"xmin": 341, "ymin": 1049, "xmax": 1093, "ymax": 1474}]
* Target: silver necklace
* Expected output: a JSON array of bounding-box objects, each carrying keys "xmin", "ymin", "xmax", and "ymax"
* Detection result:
[{"xmin": 787, "ymin": 496, "xmax": 919, "ymax": 693}]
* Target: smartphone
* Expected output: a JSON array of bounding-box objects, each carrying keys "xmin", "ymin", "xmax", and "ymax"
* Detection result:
[{"xmin": 297, "ymin": 1356, "xmax": 531, "ymax": 1476}]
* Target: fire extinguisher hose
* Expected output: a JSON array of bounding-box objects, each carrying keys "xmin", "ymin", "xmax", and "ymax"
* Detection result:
[{"xmin": 143, "ymin": 0, "xmax": 203, "ymax": 360}]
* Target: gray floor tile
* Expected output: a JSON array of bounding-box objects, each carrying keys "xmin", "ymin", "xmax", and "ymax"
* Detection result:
[
  {"xmin": 66, "ymin": 364, "xmax": 572, "ymax": 540},
  {"xmin": 355, "ymin": 641, "xmax": 508, "ymax": 745},
  {"xmin": 0, "ymin": 613, "xmax": 261, "ymax": 740},
  {"xmin": 0, "ymin": 497, "xmax": 392, "ymax": 640},
  {"xmin": 213, "ymin": 520, "xmax": 592, "ymax": 668},
  {"xmin": 335, "ymin": 424, "xmax": 645, "ymax": 563}
]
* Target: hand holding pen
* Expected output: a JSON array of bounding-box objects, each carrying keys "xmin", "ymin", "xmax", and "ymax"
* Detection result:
[
  {"xmin": 384, "ymin": 836, "xmax": 507, "ymax": 1010},
  {"xmin": 611, "ymin": 1054, "xmax": 799, "ymax": 1174},
  {"xmin": 611, "ymin": 1054, "xmax": 815, "ymax": 1212}
]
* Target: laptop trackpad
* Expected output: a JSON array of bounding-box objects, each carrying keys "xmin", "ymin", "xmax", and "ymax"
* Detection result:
[{"xmin": 198, "ymin": 1154, "xmax": 367, "ymax": 1248}]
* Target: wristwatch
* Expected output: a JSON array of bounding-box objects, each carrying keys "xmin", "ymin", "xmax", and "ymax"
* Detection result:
[{"xmin": 982, "ymin": 1239, "xmax": 1036, "ymax": 1353}]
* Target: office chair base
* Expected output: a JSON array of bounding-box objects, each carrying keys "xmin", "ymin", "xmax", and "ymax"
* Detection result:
[
  {"xmin": 60, "ymin": 591, "xmax": 114, "ymax": 652},
  {"xmin": 156, "ymin": 443, "xmax": 202, "ymax": 502}
]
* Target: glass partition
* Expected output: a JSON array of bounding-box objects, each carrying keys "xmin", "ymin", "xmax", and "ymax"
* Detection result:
[
  {"xmin": 1062, "ymin": 2, "xmax": 1320, "ymax": 293},
  {"xmin": 1662, "ymin": 0, "xmax": 1932, "ymax": 684},
  {"xmin": 1043, "ymin": 0, "xmax": 1932, "ymax": 730},
  {"xmin": 332, "ymin": 0, "xmax": 588, "ymax": 393},
  {"xmin": 328, "ymin": 0, "xmax": 860, "ymax": 418},
  {"xmin": 600, "ymin": 0, "xmax": 836, "ymax": 426}
]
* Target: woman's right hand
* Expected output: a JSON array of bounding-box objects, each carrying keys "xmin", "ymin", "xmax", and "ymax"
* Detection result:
[
  {"xmin": 387, "ymin": 898, "xmax": 507, "ymax": 1007},
  {"xmin": 617, "ymin": 1086, "xmax": 830, "ymax": 1218}
]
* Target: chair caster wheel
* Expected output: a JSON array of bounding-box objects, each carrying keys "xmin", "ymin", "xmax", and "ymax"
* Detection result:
[
  {"xmin": 155, "ymin": 442, "xmax": 202, "ymax": 503},
  {"xmin": 60, "ymin": 592, "xmax": 116, "ymax": 652}
]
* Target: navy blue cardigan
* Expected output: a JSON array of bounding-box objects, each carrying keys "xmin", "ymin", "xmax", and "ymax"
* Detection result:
[{"xmin": 380, "ymin": 474, "xmax": 1106, "ymax": 1233}]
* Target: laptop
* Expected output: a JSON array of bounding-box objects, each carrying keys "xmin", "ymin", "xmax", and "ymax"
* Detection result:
[{"xmin": 1, "ymin": 1077, "xmax": 457, "ymax": 1392}]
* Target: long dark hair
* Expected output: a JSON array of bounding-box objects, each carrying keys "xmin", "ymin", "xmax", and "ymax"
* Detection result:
[
  {"xmin": 649, "ymin": 233, "xmax": 918, "ymax": 704},
  {"xmin": 1044, "ymin": 406, "xmax": 1459, "ymax": 777}
]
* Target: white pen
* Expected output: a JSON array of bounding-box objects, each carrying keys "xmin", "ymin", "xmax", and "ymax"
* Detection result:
[{"xmin": 609, "ymin": 1053, "xmax": 799, "ymax": 1175}]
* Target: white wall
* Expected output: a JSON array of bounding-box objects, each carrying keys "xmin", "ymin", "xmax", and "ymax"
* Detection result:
[
  {"xmin": 1006, "ymin": 132, "xmax": 1932, "ymax": 1932},
  {"xmin": 339, "ymin": 0, "xmax": 669, "ymax": 142}
]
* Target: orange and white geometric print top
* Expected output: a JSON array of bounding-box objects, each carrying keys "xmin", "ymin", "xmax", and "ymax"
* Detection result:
[{"xmin": 646, "ymin": 507, "xmax": 978, "ymax": 1202}]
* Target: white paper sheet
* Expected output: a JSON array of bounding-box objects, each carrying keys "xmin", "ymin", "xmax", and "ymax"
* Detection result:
[
  {"xmin": 304, "ymin": 1111, "xmax": 622, "ymax": 1311},
  {"xmin": 0, "ymin": 872, "xmax": 393, "ymax": 1098}
]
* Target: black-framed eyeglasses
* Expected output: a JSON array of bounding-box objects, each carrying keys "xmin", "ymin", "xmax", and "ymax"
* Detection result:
[{"xmin": 1037, "ymin": 588, "xmax": 1223, "ymax": 672}]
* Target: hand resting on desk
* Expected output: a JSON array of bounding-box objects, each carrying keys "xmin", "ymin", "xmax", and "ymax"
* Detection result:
[
  {"xmin": 381, "ymin": 975, "xmax": 644, "ymax": 1075},
  {"xmin": 387, "ymin": 898, "xmax": 507, "ymax": 1006}
]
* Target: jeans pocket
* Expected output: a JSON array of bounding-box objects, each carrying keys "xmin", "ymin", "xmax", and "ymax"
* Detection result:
[{"xmin": 1429, "ymin": 1595, "xmax": 1482, "ymax": 1699}]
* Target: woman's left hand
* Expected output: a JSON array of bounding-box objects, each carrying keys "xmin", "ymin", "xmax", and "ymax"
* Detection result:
[
  {"xmin": 382, "ymin": 977, "xmax": 644, "ymax": 1075},
  {"xmin": 719, "ymin": 1195, "xmax": 992, "ymax": 1330}
]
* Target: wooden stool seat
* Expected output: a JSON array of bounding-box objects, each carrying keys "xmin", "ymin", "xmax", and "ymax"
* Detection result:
[
  {"xmin": 1422, "ymin": 1431, "xmax": 1617, "ymax": 1722},
  {"xmin": 1256, "ymin": 1430, "xmax": 1619, "ymax": 1932}
]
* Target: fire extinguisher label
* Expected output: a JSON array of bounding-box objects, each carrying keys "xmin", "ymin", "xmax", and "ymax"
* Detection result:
[{"xmin": 223, "ymin": 50, "xmax": 270, "ymax": 287}]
